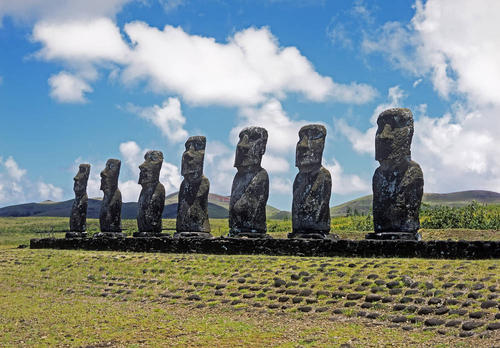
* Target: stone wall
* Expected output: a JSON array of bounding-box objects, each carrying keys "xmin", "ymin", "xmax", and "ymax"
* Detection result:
[{"xmin": 30, "ymin": 237, "xmax": 500, "ymax": 259}]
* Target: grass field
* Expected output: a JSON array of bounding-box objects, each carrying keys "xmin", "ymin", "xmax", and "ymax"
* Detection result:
[{"xmin": 0, "ymin": 217, "xmax": 499, "ymax": 347}]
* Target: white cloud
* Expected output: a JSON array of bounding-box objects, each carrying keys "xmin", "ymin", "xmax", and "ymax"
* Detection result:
[
  {"xmin": 118, "ymin": 179, "xmax": 141, "ymax": 202},
  {"xmin": 128, "ymin": 97, "xmax": 188, "ymax": 142},
  {"xmin": 354, "ymin": 0, "xmax": 500, "ymax": 194},
  {"xmin": 37, "ymin": 182, "xmax": 63, "ymax": 201},
  {"xmin": 325, "ymin": 158, "xmax": 370, "ymax": 195},
  {"xmin": 234, "ymin": 99, "xmax": 308, "ymax": 155},
  {"xmin": 336, "ymin": 85, "xmax": 406, "ymax": 155},
  {"xmin": 0, "ymin": 0, "xmax": 134, "ymax": 24},
  {"xmin": 33, "ymin": 17, "xmax": 129, "ymax": 63},
  {"xmin": 31, "ymin": 17, "xmax": 376, "ymax": 105},
  {"xmin": 271, "ymin": 177, "xmax": 292, "ymax": 194},
  {"xmin": 4, "ymin": 156, "xmax": 26, "ymax": 181},
  {"xmin": 0, "ymin": 155, "xmax": 63, "ymax": 205},
  {"xmin": 262, "ymin": 154, "xmax": 290, "ymax": 174},
  {"xmin": 48, "ymin": 72, "xmax": 93, "ymax": 103},
  {"xmin": 160, "ymin": 0, "xmax": 184, "ymax": 12},
  {"xmin": 160, "ymin": 162, "xmax": 182, "ymax": 194},
  {"xmin": 119, "ymin": 141, "xmax": 143, "ymax": 177},
  {"xmin": 117, "ymin": 141, "xmax": 182, "ymax": 198},
  {"xmin": 205, "ymin": 141, "xmax": 231, "ymax": 166},
  {"xmin": 363, "ymin": 0, "xmax": 500, "ymax": 106}
]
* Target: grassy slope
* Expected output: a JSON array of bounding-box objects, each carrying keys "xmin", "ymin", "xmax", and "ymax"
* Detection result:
[
  {"xmin": 331, "ymin": 190, "xmax": 500, "ymax": 217},
  {"xmin": 1, "ymin": 217, "xmax": 499, "ymax": 346},
  {"xmin": 1, "ymin": 247, "xmax": 499, "ymax": 347}
]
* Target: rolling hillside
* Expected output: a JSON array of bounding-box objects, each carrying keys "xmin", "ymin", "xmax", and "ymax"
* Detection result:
[
  {"xmin": 330, "ymin": 190, "xmax": 500, "ymax": 217},
  {"xmin": 0, "ymin": 192, "xmax": 281, "ymax": 219}
]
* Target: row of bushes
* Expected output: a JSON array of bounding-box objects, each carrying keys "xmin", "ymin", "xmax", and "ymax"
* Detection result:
[
  {"xmin": 331, "ymin": 202, "xmax": 500, "ymax": 231},
  {"xmin": 420, "ymin": 201, "xmax": 500, "ymax": 229}
]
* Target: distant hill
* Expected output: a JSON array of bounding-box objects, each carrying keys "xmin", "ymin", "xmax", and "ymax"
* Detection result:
[
  {"xmin": 0, "ymin": 191, "xmax": 280, "ymax": 220},
  {"xmin": 330, "ymin": 190, "xmax": 500, "ymax": 217},
  {"xmin": 165, "ymin": 192, "xmax": 281, "ymax": 218}
]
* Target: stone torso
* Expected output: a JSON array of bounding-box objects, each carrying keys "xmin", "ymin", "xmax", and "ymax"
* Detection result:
[
  {"xmin": 176, "ymin": 176, "xmax": 210, "ymax": 232},
  {"xmin": 292, "ymin": 166, "xmax": 331, "ymax": 234},
  {"xmin": 137, "ymin": 182, "xmax": 165, "ymax": 233},
  {"xmin": 70, "ymin": 193, "xmax": 88, "ymax": 232},
  {"xmin": 373, "ymin": 160, "xmax": 423, "ymax": 233},
  {"xmin": 229, "ymin": 168, "xmax": 269, "ymax": 234},
  {"xmin": 99, "ymin": 189, "xmax": 122, "ymax": 232}
]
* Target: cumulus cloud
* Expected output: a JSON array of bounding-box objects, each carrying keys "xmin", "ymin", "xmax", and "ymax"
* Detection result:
[
  {"xmin": 48, "ymin": 72, "xmax": 93, "ymax": 103},
  {"xmin": 363, "ymin": 0, "xmax": 500, "ymax": 105},
  {"xmin": 4, "ymin": 156, "xmax": 27, "ymax": 181},
  {"xmin": 119, "ymin": 140, "xmax": 143, "ymax": 177},
  {"xmin": 121, "ymin": 24, "xmax": 375, "ymax": 106},
  {"xmin": 233, "ymin": 99, "xmax": 308, "ymax": 154},
  {"xmin": 336, "ymin": 85, "xmax": 406, "ymax": 155},
  {"xmin": 271, "ymin": 177, "xmax": 292, "ymax": 194},
  {"xmin": 30, "ymin": 16, "xmax": 376, "ymax": 106},
  {"xmin": 117, "ymin": 140, "xmax": 182, "ymax": 199},
  {"xmin": 0, "ymin": 0, "xmax": 134, "ymax": 24},
  {"xmin": 33, "ymin": 17, "xmax": 129, "ymax": 63},
  {"xmin": 0, "ymin": 155, "xmax": 63, "ymax": 205},
  {"xmin": 325, "ymin": 159, "xmax": 370, "ymax": 195},
  {"xmin": 127, "ymin": 97, "xmax": 188, "ymax": 142},
  {"xmin": 160, "ymin": 0, "xmax": 185, "ymax": 13},
  {"xmin": 37, "ymin": 182, "xmax": 63, "ymax": 201},
  {"xmin": 355, "ymin": 0, "xmax": 500, "ymax": 194},
  {"xmin": 119, "ymin": 179, "xmax": 141, "ymax": 202}
]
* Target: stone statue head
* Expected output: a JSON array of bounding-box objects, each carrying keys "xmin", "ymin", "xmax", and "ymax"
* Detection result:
[
  {"xmin": 73, "ymin": 164, "xmax": 90, "ymax": 196},
  {"xmin": 375, "ymin": 108, "xmax": 414, "ymax": 163},
  {"xmin": 295, "ymin": 124, "xmax": 326, "ymax": 171},
  {"xmin": 181, "ymin": 136, "xmax": 206, "ymax": 181},
  {"xmin": 100, "ymin": 159, "xmax": 121, "ymax": 192},
  {"xmin": 139, "ymin": 151, "xmax": 163, "ymax": 186},
  {"xmin": 234, "ymin": 126, "xmax": 268, "ymax": 169}
]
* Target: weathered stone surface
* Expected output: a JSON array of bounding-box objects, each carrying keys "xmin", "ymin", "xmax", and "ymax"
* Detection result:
[
  {"xmin": 135, "ymin": 151, "xmax": 165, "ymax": 237},
  {"xmin": 67, "ymin": 164, "xmax": 90, "ymax": 238},
  {"xmin": 175, "ymin": 136, "xmax": 211, "ymax": 238},
  {"xmin": 30, "ymin": 238, "xmax": 500, "ymax": 259},
  {"xmin": 367, "ymin": 108, "xmax": 424, "ymax": 241},
  {"xmin": 228, "ymin": 127, "xmax": 269, "ymax": 238},
  {"xmin": 96, "ymin": 159, "xmax": 124, "ymax": 237},
  {"xmin": 289, "ymin": 124, "xmax": 332, "ymax": 239}
]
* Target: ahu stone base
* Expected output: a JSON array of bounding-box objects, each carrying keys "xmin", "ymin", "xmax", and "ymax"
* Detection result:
[{"xmin": 30, "ymin": 236, "xmax": 500, "ymax": 259}]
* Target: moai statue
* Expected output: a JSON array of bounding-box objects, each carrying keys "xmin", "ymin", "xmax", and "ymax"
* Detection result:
[
  {"xmin": 366, "ymin": 108, "xmax": 424, "ymax": 241},
  {"xmin": 289, "ymin": 124, "xmax": 333, "ymax": 239},
  {"xmin": 175, "ymin": 136, "xmax": 212, "ymax": 238},
  {"xmin": 96, "ymin": 159, "xmax": 124, "ymax": 238},
  {"xmin": 134, "ymin": 151, "xmax": 166, "ymax": 237},
  {"xmin": 228, "ymin": 127, "xmax": 269, "ymax": 238},
  {"xmin": 67, "ymin": 164, "xmax": 91, "ymax": 238}
]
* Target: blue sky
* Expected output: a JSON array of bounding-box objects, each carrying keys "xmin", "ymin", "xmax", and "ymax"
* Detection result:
[{"xmin": 0, "ymin": 0, "xmax": 499, "ymax": 211}]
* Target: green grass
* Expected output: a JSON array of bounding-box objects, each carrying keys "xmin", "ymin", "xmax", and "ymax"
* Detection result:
[{"xmin": 0, "ymin": 217, "xmax": 499, "ymax": 346}]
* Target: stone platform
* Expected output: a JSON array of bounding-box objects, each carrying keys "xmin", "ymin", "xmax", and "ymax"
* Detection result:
[{"xmin": 30, "ymin": 237, "xmax": 500, "ymax": 259}]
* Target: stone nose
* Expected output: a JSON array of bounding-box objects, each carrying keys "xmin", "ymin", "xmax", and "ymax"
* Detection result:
[
  {"xmin": 379, "ymin": 124, "xmax": 393, "ymax": 139},
  {"xmin": 297, "ymin": 136, "xmax": 308, "ymax": 149},
  {"xmin": 239, "ymin": 134, "xmax": 250, "ymax": 147}
]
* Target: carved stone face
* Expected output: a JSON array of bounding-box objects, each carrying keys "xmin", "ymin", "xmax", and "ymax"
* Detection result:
[
  {"xmin": 73, "ymin": 164, "xmax": 90, "ymax": 196},
  {"xmin": 181, "ymin": 136, "xmax": 206, "ymax": 180},
  {"xmin": 139, "ymin": 151, "xmax": 163, "ymax": 185},
  {"xmin": 234, "ymin": 127, "xmax": 268, "ymax": 169},
  {"xmin": 100, "ymin": 159, "xmax": 121, "ymax": 192},
  {"xmin": 375, "ymin": 108, "xmax": 414, "ymax": 163},
  {"xmin": 295, "ymin": 124, "xmax": 326, "ymax": 171}
]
